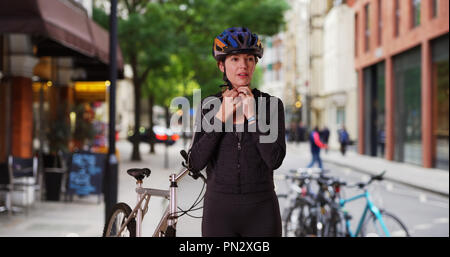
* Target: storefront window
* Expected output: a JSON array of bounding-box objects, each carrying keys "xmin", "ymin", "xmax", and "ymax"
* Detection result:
[
  {"xmin": 394, "ymin": 47, "xmax": 422, "ymax": 166},
  {"xmin": 363, "ymin": 61, "xmax": 385, "ymax": 157},
  {"xmin": 432, "ymin": 35, "xmax": 449, "ymax": 170},
  {"xmin": 363, "ymin": 67, "xmax": 373, "ymax": 156},
  {"xmin": 376, "ymin": 62, "xmax": 386, "ymax": 158}
]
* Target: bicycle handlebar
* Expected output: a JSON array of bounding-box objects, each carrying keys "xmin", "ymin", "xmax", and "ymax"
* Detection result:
[
  {"xmin": 180, "ymin": 150, "xmax": 207, "ymax": 183},
  {"xmin": 344, "ymin": 170, "xmax": 386, "ymax": 189}
]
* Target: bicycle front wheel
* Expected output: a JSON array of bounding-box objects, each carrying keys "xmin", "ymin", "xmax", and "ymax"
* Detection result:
[
  {"xmin": 361, "ymin": 210, "xmax": 410, "ymax": 237},
  {"xmin": 284, "ymin": 202, "xmax": 316, "ymax": 237},
  {"xmin": 103, "ymin": 203, "xmax": 136, "ymax": 237},
  {"xmin": 325, "ymin": 210, "xmax": 346, "ymax": 237},
  {"xmin": 283, "ymin": 205, "xmax": 302, "ymax": 237}
]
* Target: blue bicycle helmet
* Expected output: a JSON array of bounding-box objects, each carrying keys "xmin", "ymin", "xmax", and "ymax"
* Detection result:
[{"xmin": 212, "ymin": 27, "xmax": 263, "ymax": 61}]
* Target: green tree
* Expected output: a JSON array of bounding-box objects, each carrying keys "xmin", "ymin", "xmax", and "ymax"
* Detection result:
[
  {"xmin": 47, "ymin": 102, "xmax": 72, "ymax": 154},
  {"xmin": 95, "ymin": 1, "xmax": 178, "ymax": 160},
  {"xmin": 143, "ymin": 55, "xmax": 199, "ymax": 130}
]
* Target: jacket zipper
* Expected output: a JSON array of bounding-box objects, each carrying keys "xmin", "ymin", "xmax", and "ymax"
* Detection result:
[
  {"xmin": 236, "ymin": 133, "xmax": 242, "ymax": 194},
  {"xmin": 236, "ymin": 133, "xmax": 241, "ymax": 171}
]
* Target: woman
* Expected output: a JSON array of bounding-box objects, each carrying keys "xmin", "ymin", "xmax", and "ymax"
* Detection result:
[{"xmin": 188, "ymin": 27, "xmax": 286, "ymax": 237}]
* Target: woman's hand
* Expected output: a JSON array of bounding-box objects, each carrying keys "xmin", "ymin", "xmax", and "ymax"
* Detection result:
[
  {"xmin": 236, "ymin": 87, "xmax": 256, "ymax": 120},
  {"xmin": 215, "ymin": 88, "xmax": 239, "ymax": 122}
]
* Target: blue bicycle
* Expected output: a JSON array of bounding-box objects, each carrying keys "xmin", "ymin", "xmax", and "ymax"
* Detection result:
[{"xmin": 327, "ymin": 171, "xmax": 410, "ymax": 237}]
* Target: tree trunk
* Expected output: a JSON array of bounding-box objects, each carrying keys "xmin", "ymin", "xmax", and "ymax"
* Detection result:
[
  {"xmin": 164, "ymin": 105, "xmax": 170, "ymax": 169},
  {"xmin": 148, "ymin": 94, "xmax": 155, "ymax": 154},
  {"xmin": 164, "ymin": 105, "xmax": 170, "ymax": 128},
  {"xmin": 131, "ymin": 60, "xmax": 141, "ymax": 161}
]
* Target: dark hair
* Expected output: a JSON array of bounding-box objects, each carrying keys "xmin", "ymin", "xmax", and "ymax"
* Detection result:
[
  {"xmin": 216, "ymin": 55, "xmax": 227, "ymax": 64},
  {"xmin": 216, "ymin": 54, "xmax": 259, "ymax": 65}
]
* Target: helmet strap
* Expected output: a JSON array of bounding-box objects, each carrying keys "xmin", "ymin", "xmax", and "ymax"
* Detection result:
[{"xmin": 219, "ymin": 66, "xmax": 233, "ymax": 90}]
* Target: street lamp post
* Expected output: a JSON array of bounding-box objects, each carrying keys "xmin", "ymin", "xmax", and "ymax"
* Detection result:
[{"xmin": 104, "ymin": 0, "xmax": 119, "ymax": 222}]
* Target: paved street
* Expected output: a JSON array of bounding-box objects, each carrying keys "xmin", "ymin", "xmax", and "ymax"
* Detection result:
[
  {"xmin": 0, "ymin": 139, "xmax": 448, "ymax": 237},
  {"xmin": 177, "ymin": 141, "xmax": 449, "ymax": 237},
  {"xmin": 278, "ymin": 143, "xmax": 449, "ymax": 237}
]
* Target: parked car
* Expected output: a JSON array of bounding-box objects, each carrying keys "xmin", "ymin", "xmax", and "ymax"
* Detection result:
[{"xmin": 127, "ymin": 126, "xmax": 179, "ymax": 146}]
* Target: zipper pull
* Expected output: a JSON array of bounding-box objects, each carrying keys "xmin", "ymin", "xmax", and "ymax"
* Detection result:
[{"xmin": 238, "ymin": 142, "xmax": 241, "ymax": 150}]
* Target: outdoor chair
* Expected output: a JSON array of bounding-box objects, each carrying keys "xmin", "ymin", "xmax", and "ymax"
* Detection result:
[
  {"xmin": 0, "ymin": 160, "xmax": 34, "ymax": 215},
  {"xmin": 0, "ymin": 162, "xmax": 13, "ymax": 215},
  {"xmin": 7, "ymin": 155, "xmax": 38, "ymax": 215}
]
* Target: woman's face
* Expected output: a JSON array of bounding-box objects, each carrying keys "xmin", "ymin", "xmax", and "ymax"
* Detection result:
[{"xmin": 219, "ymin": 53, "xmax": 256, "ymax": 89}]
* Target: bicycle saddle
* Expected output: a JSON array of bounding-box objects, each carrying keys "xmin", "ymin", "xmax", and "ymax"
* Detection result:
[{"xmin": 127, "ymin": 168, "xmax": 151, "ymax": 181}]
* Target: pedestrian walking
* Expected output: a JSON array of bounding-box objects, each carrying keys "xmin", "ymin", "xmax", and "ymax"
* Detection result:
[
  {"xmin": 188, "ymin": 27, "xmax": 286, "ymax": 237},
  {"xmin": 338, "ymin": 125, "xmax": 350, "ymax": 156},
  {"xmin": 307, "ymin": 126, "xmax": 328, "ymax": 169},
  {"xmin": 320, "ymin": 126, "xmax": 330, "ymax": 153},
  {"xmin": 297, "ymin": 121, "xmax": 306, "ymax": 142},
  {"xmin": 378, "ymin": 129, "xmax": 386, "ymax": 157}
]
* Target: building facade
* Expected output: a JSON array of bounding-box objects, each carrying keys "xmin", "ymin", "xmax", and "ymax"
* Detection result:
[
  {"xmin": 351, "ymin": 0, "xmax": 449, "ymax": 169},
  {"xmin": 260, "ymin": 34, "xmax": 286, "ymax": 101},
  {"xmin": 323, "ymin": 2, "xmax": 358, "ymax": 149},
  {"xmin": 283, "ymin": 0, "xmax": 312, "ymax": 128},
  {"xmin": 308, "ymin": 0, "xmax": 332, "ymax": 129},
  {"xmin": 1, "ymin": 0, "xmax": 124, "ymax": 159}
]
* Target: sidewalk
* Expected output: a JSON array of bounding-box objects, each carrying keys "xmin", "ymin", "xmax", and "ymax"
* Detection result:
[
  {"xmin": 0, "ymin": 139, "xmax": 203, "ymax": 237},
  {"xmin": 1, "ymin": 140, "xmax": 447, "ymax": 237},
  {"xmin": 287, "ymin": 143, "xmax": 449, "ymax": 197}
]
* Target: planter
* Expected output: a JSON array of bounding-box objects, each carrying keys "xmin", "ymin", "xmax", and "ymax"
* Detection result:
[
  {"xmin": 44, "ymin": 170, "xmax": 64, "ymax": 201},
  {"xmin": 43, "ymin": 154, "xmax": 65, "ymax": 201}
]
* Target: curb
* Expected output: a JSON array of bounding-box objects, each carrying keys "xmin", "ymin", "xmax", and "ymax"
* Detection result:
[{"xmin": 322, "ymin": 157, "xmax": 449, "ymax": 197}]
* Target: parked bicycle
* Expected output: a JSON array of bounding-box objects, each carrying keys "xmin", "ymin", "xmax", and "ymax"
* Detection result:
[
  {"xmin": 277, "ymin": 168, "xmax": 331, "ymax": 237},
  {"xmin": 278, "ymin": 168, "xmax": 410, "ymax": 237},
  {"xmin": 103, "ymin": 150, "xmax": 205, "ymax": 237},
  {"xmin": 327, "ymin": 171, "xmax": 410, "ymax": 237}
]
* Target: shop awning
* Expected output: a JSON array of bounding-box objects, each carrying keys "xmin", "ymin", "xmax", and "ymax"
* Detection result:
[{"xmin": 0, "ymin": 0, "xmax": 124, "ymax": 77}]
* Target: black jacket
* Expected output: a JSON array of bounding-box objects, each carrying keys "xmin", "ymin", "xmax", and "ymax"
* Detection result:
[{"xmin": 189, "ymin": 88, "xmax": 286, "ymax": 194}]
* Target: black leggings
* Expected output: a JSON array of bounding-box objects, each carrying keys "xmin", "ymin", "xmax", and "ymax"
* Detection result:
[{"xmin": 202, "ymin": 190, "xmax": 282, "ymax": 237}]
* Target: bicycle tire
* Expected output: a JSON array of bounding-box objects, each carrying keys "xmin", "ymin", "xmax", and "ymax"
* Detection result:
[
  {"xmin": 324, "ymin": 209, "xmax": 346, "ymax": 237},
  {"xmin": 283, "ymin": 201, "xmax": 315, "ymax": 237},
  {"xmin": 283, "ymin": 205, "xmax": 301, "ymax": 237},
  {"xmin": 103, "ymin": 202, "xmax": 136, "ymax": 237},
  {"xmin": 360, "ymin": 209, "xmax": 410, "ymax": 237}
]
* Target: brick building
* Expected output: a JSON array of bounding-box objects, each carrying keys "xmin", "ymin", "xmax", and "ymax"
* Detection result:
[{"xmin": 350, "ymin": 0, "xmax": 448, "ymax": 169}]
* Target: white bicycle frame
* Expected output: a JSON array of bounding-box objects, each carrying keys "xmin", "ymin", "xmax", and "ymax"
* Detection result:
[{"xmin": 116, "ymin": 167, "xmax": 191, "ymax": 237}]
